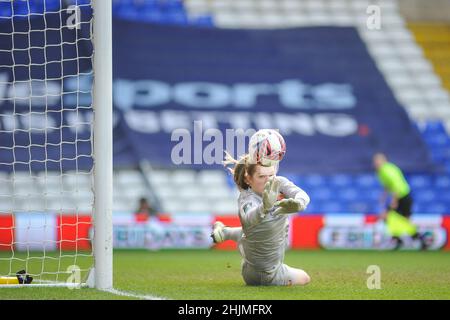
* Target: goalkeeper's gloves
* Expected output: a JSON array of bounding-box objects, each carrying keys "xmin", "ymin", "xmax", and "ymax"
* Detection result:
[
  {"xmin": 262, "ymin": 177, "xmax": 281, "ymax": 215},
  {"xmin": 273, "ymin": 198, "xmax": 303, "ymax": 215}
]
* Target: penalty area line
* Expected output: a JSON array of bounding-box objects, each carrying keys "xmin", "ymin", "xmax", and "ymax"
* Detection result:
[
  {"xmin": 1, "ymin": 279, "xmax": 168, "ymax": 300},
  {"xmin": 102, "ymin": 288, "xmax": 168, "ymax": 300}
]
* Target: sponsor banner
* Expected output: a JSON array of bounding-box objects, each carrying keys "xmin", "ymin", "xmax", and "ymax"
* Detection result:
[
  {"xmin": 314, "ymin": 214, "xmax": 448, "ymax": 250},
  {"xmin": 111, "ymin": 212, "xmax": 213, "ymax": 250},
  {"xmin": 113, "ymin": 221, "xmax": 212, "ymax": 250},
  {"xmin": 0, "ymin": 214, "xmax": 14, "ymax": 251},
  {"xmin": 0, "ymin": 212, "xmax": 212, "ymax": 251},
  {"xmin": 213, "ymin": 213, "xmax": 450, "ymax": 251},
  {"xmin": 290, "ymin": 215, "xmax": 324, "ymax": 249},
  {"xmin": 170, "ymin": 212, "xmax": 213, "ymax": 226},
  {"xmin": 318, "ymin": 224, "xmax": 447, "ymax": 250},
  {"xmin": 15, "ymin": 213, "xmax": 57, "ymax": 251},
  {"xmin": 1, "ymin": 212, "xmax": 449, "ymax": 251},
  {"xmin": 57, "ymin": 215, "xmax": 92, "ymax": 251},
  {"xmin": 443, "ymin": 216, "xmax": 450, "ymax": 250},
  {"xmin": 323, "ymin": 214, "xmax": 365, "ymax": 227}
]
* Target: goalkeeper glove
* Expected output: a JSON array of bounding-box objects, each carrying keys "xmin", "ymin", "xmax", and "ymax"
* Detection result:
[
  {"xmin": 262, "ymin": 177, "xmax": 281, "ymax": 215},
  {"xmin": 273, "ymin": 198, "xmax": 303, "ymax": 215}
]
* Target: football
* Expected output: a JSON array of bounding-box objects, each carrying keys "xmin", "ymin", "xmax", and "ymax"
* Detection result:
[{"xmin": 248, "ymin": 129, "xmax": 286, "ymax": 167}]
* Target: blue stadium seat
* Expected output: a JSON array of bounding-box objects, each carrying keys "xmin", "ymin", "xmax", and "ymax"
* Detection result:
[
  {"xmin": 165, "ymin": 12, "xmax": 188, "ymax": 24},
  {"xmin": 12, "ymin": 1, "xmax": 31, "ymax": 16},
  {"xmin": 408, "ymin": 175, "xmax": 432, "ymax": 189},
  {"xmin": 192, "ymin": 15, "xmax": 214, "ymax": 27},
  {"xmin": 435, "ymin": 175, "xmax": 450, "ymax": 188},
  {"xmin": 423, "ymin": 121, "xmax": 447, "ymax": 135},
  {"xmin": 424, "ymin": 134, "xmax": 450, "ymax": 147},
  {"xmin": 67, "ymin": 0, "xmax": 91, "ymax": 5},
  {"xmin": 0, "ymin": 2, "xmax": 12, "ymax": 18},
  {"xmin": 329, "ymin": 174, "xmax": 353, "ymax": 187},
  {"xmin": 414, "ymin": 190, "xmax": 437, "ymax": 203},
  {"xmin": 0, "ymin": 0, "xmax": 193, "ymax": 26},
  {"xmin": 414, "ymin": 201, "xmax": 449, "ymax": 214},
  {"xmin": 317, "ymin": 202, "xmax": 345, "ymax": 213},
  {"xmin": 142, "ymin": 11, "xmax": 165, "ymax": 23},
  {"xmin": 369, "ymin": 203, "xmax": 383, "ymax": 214},
  {"xmin": 309, "ymin": 188, "xmax": 333, "ymax": 201},
  {"xmin": 118, "ymin": 8, "xmax": 140, "ymax": 21},
  {"xmin": 430, "ymin": 149, "xmax": 450, "ymax": 164},
  {"xmin": 357, "ymin": 188, "xmax": 380, "ymax": 201},
  {"xmin": 112, "ymin": 0, "xmax": 190, "ymax": 25},
  {"xmin": 424, "ymin": 202, "xmax": 448, "ymax": 214},
  {"xmin": 9, "ymin": 0, "xmax": 60, "ymax": 15},
  {"xmin": 413, "ymin": 202, "xmax": 425, "ymax": 214},
  {"xmin": 303, "ymin": 174, "xmax": 326, "ymax": 187},
  {"xmin": 282, "ymin": 173, "xmax": 302, "ymax": 186},
  {"xmin": 347, "ymin": 201, "xmax": 370, "ymax": 213},
  {"xmin": 339, "ymin": 188, "xmax": 359, "ymax": 201},
  {"xmin": 355, "ymin": 174, "xmax": 379, "ymax": 188},
  {"xmin": 225, "ymin": 173, "xmax": 235, "ymax": 189},
  {"xmin": 303, "ymin": 202, "xmax": 317, "ymax": 213},
  {"xmin": 439, "ymin": 191, "xmax": 450, "ymax": 202}
]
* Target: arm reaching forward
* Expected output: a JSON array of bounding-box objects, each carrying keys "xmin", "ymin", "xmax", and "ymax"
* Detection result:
[{"xmin": 273, "ymin": 176, "xmax": 310, "ymax": 215}]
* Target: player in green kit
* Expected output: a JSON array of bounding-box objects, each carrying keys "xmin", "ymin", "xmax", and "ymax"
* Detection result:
[{"xmin": 373, "ymin": 153, "xmax": 427, "ymax": 249}]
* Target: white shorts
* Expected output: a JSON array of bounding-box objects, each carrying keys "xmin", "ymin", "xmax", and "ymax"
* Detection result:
[{"xmin": 241, "ymin": 262, "xmax": 299, "ymax": 286}]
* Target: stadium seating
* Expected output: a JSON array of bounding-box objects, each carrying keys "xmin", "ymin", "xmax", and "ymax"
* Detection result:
[
  {"xmin": 1, "ymin": 0, "xmax": 449, "ymax": 216},
  {"xmin": 195, "ymin": 0, "xmax": 450, "ymax": 129},
  {"xmin": 0, "ymin": 0, "xmax": 214, "ymax": 26}
]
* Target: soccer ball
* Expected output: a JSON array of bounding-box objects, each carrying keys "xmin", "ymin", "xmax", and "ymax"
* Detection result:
[{"xmin": 248, "ymin": 129, "xmax": 286, "ymax": 167}]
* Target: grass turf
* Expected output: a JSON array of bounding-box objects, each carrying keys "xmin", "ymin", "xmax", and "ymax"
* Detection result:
[{"xmin": 0, "ymin": 249, "xmax": 450, "ymax": 300}]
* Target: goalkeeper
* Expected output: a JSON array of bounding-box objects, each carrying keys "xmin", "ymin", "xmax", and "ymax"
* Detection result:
[
  {"xmin": 212, "ymin": 152, "xmax": 311, "ymax": 286},
  {"xmin": 373, "ymin": 153, "xmax": 427, "ymax": 249}
]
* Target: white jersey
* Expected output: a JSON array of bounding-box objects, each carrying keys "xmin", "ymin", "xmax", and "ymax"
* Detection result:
[{"xmin": 237, "ymin": 176, "xmax": 309, "ymax": 272}]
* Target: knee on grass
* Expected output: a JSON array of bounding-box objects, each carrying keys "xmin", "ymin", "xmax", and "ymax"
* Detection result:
[
  {"xmin": 287, "ymin": 268, "xmax": 310, "ymax": 286},
  {"xmin": 296, "ymin": 272, "xmax": 311, "ymax": 286}
]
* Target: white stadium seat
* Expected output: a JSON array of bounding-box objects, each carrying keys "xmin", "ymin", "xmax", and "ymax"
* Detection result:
[
  {"xmin": 147, "ymin": 170, "xmax": 170, "ymax": 186},
  {"xmin": 211, "ymin": 199, "xmax": 237, "ymax": 214},
  {"xmin": 197, "ymin": 170, "xmax": 228, "ymax": 186},
  {"xmin": 178, "ymin": 186, "xmax": 204, "ymax": 200},
  {"xmin": 171, "ymin": 170, "xmax": 197, "ymax": 186},
  {"xmin": 185, "ymin": 201, "xmax": 211, "ymax": 213}
]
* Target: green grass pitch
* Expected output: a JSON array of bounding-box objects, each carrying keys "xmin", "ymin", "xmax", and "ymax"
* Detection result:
[{"xmin": 1, "ymin": 249, "xmax": 450, "ymax": 300}]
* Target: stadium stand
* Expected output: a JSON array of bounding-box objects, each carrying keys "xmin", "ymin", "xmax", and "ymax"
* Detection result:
[{"xmin": 1, "ymin": 0, "xmax": 449, "ymax": 216}]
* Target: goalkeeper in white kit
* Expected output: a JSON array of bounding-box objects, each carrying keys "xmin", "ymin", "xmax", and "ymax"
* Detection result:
[{"xmin": 212, "ymin": 130, "xmax": 311, "ymax": 286}]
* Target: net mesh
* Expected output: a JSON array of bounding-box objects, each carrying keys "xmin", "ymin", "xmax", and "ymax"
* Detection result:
[{"xmin": 0, "ymin": 0, "xmax": 94, "ymax": 285}]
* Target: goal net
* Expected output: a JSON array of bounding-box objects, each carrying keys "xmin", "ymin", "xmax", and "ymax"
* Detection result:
[{"xmin": 0, "ymin": 0, "xmax": 112, "ymax": 288}]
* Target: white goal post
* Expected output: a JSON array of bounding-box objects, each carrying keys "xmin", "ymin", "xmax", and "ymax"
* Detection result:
[
  {"xmin": 0, "ymin": 0, "xmax": 112, "ymax": 289},
  {"xmin": 92, "ymin": 0, "xmax": 113, "ymax": 290}
]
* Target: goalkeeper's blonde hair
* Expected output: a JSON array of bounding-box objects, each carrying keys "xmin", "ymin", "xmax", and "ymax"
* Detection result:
[{"xmin": 223, "ymin": 151, "xmax": 258, "ymax": 191}]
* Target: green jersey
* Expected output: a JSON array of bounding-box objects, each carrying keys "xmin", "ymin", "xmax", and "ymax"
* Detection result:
[{"xmin": 377, "ymin": 162, "xmax": 410, "ymax": 198}]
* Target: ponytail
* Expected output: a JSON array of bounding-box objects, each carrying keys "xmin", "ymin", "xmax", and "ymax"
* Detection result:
[{"xmin": 223, "ymin": 152, "xmax": 258, "ymax": 191}]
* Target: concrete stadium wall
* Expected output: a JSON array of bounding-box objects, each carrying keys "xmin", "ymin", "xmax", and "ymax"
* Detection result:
[{"xmin": 398, "ymin": 0, "xmax": 450, "ymax": 22}]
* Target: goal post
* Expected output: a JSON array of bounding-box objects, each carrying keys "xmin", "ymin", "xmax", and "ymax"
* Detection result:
[
  {"xmin": 92, "ymin": 0, "xmax": 113, "ymax": 290},
  {"xmin": 0, "ymin": 0, "xmax": 112, "ymax": 289}
]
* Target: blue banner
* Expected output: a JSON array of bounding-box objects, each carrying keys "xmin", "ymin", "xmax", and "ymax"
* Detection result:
[
  {"xmin": 0, "ymin": 11, "xmax": 94, "ymax": 172},
  {"xmin": 0, "ymin": 15, "xmax": 435, "ymax": 173},
  {"xmin": 111, "ymin": 21, "xmax": 433, "ymax": 173}
]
